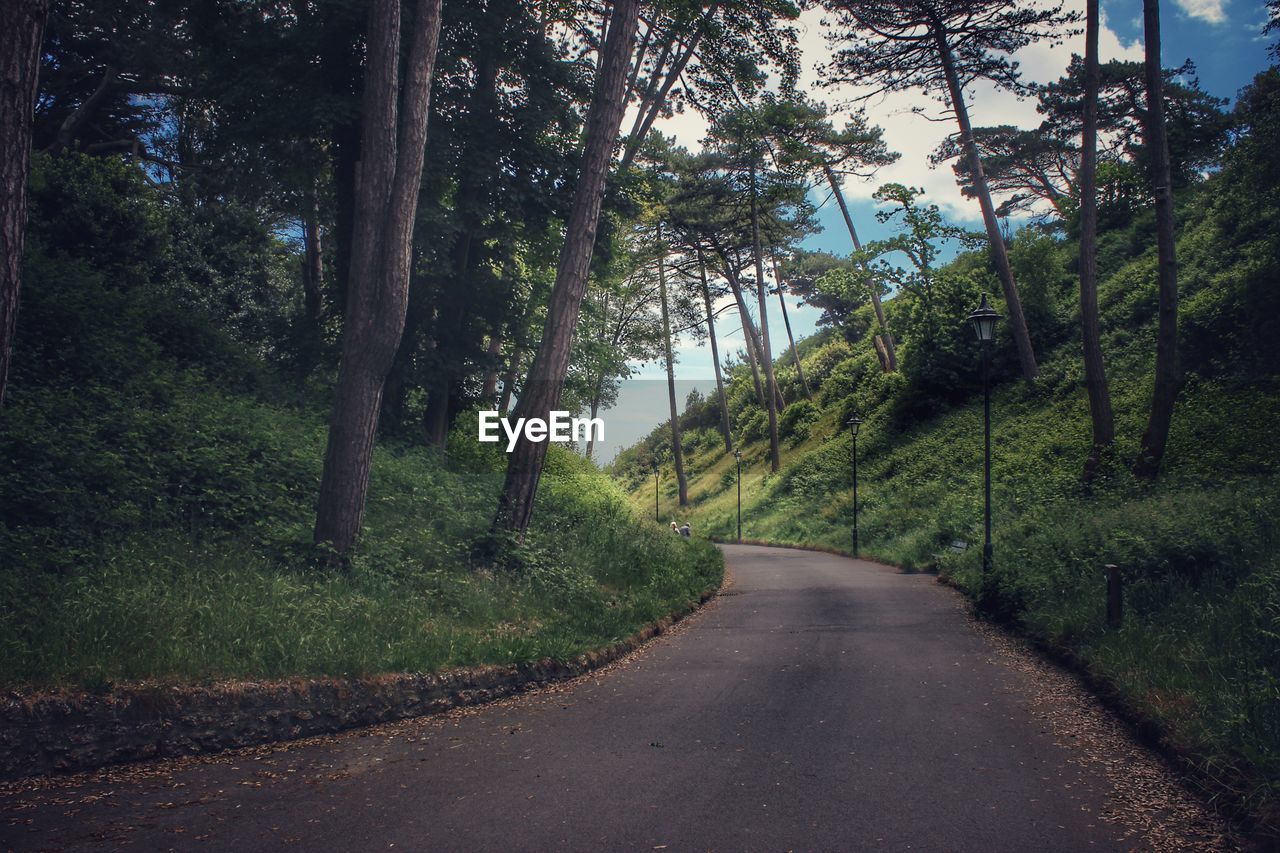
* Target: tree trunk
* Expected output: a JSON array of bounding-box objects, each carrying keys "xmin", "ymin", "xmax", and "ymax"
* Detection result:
[
  {"xmin": 481, "ymin": 335, "xmax": 502, "ymax": 402},
  {"xmin": 0, "ymin": 0, "xmax": 46, "ymax": 412},
  {"xmin": 498, "ymin": 347, "xmax": 521, "ymax": 417},
  {"xmin": 585, "ymin": 393, "xmax": 602, "ymax": 460},
  {"xmin": 699, "ymin": 249, "xmax": 732, "ymax": 452},
  {"xmin": 493, "ymin": 0, "xmax": 639, "ymax": 538},
  {"xmin": 728, "ymin": 274, "xmax": 766, "ymax": 404},
  {"xmin": 771, "ymin": 253, "xmax": 812, "ymax": 401},
  {"xmin": 302, "ymin": 206, "xmax": 324, "ymax": 326},
  {"xmin": 937, "ymin": 32, "xmax": 1038, "ymax": 384},
  {"xmin": 1133, "ymin": 0, "xmax": 1179, "ymax": 479},
  {"xmin": 711, "ymin": 247, "xmax": 765, "ymax": 404},
  {"xmin": 314, "ymin": 0, "xmax": 443, "ymax": 557},
  {"xmin": 1079, "ymin": 0, "xmax": 1115, "ymax": 482},
  {"xmin": 825, "ymin": 164, "xmax": 896, "ymax": 372},
  {"xmin": 751, "ymin": 163, "xmax": 781, "ymax": 472},
  {"xmin": 657, "ymin": 228, "xmax": 687, "ymax": 505},
  {"xmin": 47, "ymin": 66, "xmax": 116, "ymax": 156},
  {"xmin": 618, "ymin": 3, "xmax": 719, "ymax": 171}
]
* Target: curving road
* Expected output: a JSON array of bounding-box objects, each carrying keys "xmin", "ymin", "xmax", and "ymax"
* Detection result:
[{"xmin": 1, "ymin": 545, "xmax": 1227, "ymax": 851}]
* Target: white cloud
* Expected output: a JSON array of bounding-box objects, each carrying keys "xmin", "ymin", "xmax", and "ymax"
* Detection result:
[
  {"xmin": 1172, "ymin": 0, "xmax": 1228, "ymax": 24},
  {"xmin": 649, "ymin": 1, "xmax": 1144, "ymax": 223}
]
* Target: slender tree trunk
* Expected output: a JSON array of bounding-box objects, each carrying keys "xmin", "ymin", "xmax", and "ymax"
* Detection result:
[
  {"xmin": 771, "ymin": 253, "xmax": 812, "ymax": 401},
  {"xmin": 493, "ymin": 0, "xmax": 639, "ymax": 538},
  {"xmin": 481, "ymin": 335, "xmax": 502, "ymax": 402},
  {"xmin": 585, "ymin": 392, "xmax": 602, "ymax": 460},
  {"xmin": 711, "ymin": 248, "xmax": 765, "ymax": 404},
  {"xmin": 825, "ymin": 164, "xmax": 896, "ymax": 372},
  {"xmin": 47, "ymin": 66, "xmax": 116, "ymax": 156},
  {"xmin": 0, "ymin": 0, "xmax": 47, "ymax": 412},
  {"xmin": 498, "ymin": 347, "xmax": 521, "ymax": 416},
  {"xmin": 936, "ymin": 32, "xmax": 1038, "ymax": 384},
  {"xmin": 1134, "ymin": 0, "xmax": 1179, "ymax": 479},
  {"xmin": 618, "ymin": 3, "xmax": 719, "ymax": 171},
  {"xmin": 314, "ymin": 0, "xmax": 443, "ymax": 557},
  {"xmin": 699, "ymin": 249, "xmax": 732, "ymax": 451},
  {"xmin": 657, "ymin": 228, "xmax": 688, "ymax": 504},
  {"xmin": 1079, "ymin": 0, "xmax": 1115, "ymax": 482},
  {"xmin": 302, "ymin": 207, "xmax": 324, "ymax": 326},
  {"xmin": 751, "ymin": 163, "xmax": 781, "ymax": 472},
  {"xmin": 732, "ymin": 280, "xmax": 766, "ymax": 400}
]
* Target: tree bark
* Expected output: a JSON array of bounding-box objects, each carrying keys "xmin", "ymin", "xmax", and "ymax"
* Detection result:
[
  {"xmin": 657, "ymin": 227, "xmax": 688, "ymax": 504},
  {"xmin": 1079, "ymin": 0, "xmax": 1115, "ymax": 482},
  {"xmin": 937, "ymin": 32, "xmax": 1038, "ymax": 384},
  {"xmin": 0, "ymin": 0, "xmax": 46, "ymax": 412},
  {"xmin": 699, "ymin": 249, "xmax": 732, "ymax": 452},
  {"xmin": 1133, "ymin": 0, "xmax": 1179, "ymax": 479},
  {"xmin": 825, "ymin": 164, "xmax": 896, "ymax": 372},
  {"xmin": 481, "ymin": 335, "xmax": 502, "ymax": 402},
  {"xmin": 47, "ymin": 66, "xmax": 117, "ymax": 156},
  {"xmin": 751, "ymin": 162, "xmax": 781, "ymax": 472},
  {"xmin": 493, "ymin": 0, "xmax": 639, "ymax": 538},
  {"xmin": 618, "ymin": 3, "xmax": 718, "ymax": 171},
  {"xmin": 314, "ymin": 0, "xmax": 444, "ymax": 557},
  {"xmin": 771, "ymin": 253, "xmax": 812, "ymax": 401},
  {"xmin": 498, "ymin": 347, "xmax": 521, "ymax": 417}
]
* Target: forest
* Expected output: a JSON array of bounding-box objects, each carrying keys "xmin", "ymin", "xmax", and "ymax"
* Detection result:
[{"xmin": 1, "ymin": 0, "xmax": 1279, "ymax": 837}]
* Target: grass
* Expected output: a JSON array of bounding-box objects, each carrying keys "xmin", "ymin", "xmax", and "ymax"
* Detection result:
[
  {"xmin": 614, "ymin": 215, "xmax": 1280, "ymax": 829},
  {"xmin": 0, "ymin": 403, "xmax": 723, "ymax": 690}
]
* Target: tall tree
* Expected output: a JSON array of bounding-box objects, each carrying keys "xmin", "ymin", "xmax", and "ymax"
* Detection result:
[
  {"xmin": 821, "ymin": 0, "xmax": 1080, "ymax": 384},
  {"xmin": 766, "ymin": 97, "xmax": 899, "ymax": 370},
  {"xmin": 314, "ymin": 0, "xmax": 444, "ymax": 557},
  {"xmin": 656, "ymin": 225, "xmax": 689, "ymax": 504},
  {"xmin": 1078, "ymin": 0, "xmax": 1114, "ymax": 481},
  {"xmin": 771, "ymin": 253, "xmax": 812, "ymax": 400},
  {"xmin": 0, "ymin": 0, "xmax": 47, "ymax": 411},
  {"xmin": 493, "ymin": 0, "xmax": 640, "ymax": 538},
  {"xmin": 697, "ymin": 247, "xmax": 733, "ymax": 451},
  {"xmin": 749, "ymin": 159, "xmax": 781, "ymax": 472},
  {"xmin": 1133, "ymin": 0, "xmax": 1179, "ymax": 479}
]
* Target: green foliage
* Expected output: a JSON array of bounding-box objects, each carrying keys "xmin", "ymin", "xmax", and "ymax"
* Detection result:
[
  {"xmin": 617, "ymin": 85, "xmax": 1280, "ymax": 814},
  {"xmin": 778, "ymin": 399, "xmax": 819, "ymax": 443},
  {"xmin": 0, "ymin": 155, "xmax": 723, "ymax": 690}
]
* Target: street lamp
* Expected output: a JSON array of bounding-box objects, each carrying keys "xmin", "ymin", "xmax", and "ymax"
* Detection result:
[
  {"xmin": 733, "ymin": 449, "xmax": 743, "ymax": 544},
  {"xmin": 651, "ymin": 459, "xmax": 660, "ymax": 523},
  {"xmin": 846, "ymin": 414, "xmax": 863, "ymax": 557},
  {"xmin": 968, "ymin": 294, "xmax": 999, "ymax": 574}
]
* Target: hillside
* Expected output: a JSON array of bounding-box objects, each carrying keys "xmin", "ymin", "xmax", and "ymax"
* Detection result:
[
  {"xmin": 0, "ymin": 153, "xmax": 722, "ymax": 690},
  {"xmin": 613, "ymin": 70, "xmax": 1280, "ymax": 825}
]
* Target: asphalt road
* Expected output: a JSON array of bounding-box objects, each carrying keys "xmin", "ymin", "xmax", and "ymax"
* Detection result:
[{"xmin": 1, "ymin": 545, "xmax": 1224, "ymax": 852}]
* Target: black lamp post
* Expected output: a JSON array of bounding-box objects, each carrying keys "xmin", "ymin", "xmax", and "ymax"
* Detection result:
[
  {"xmin": 846, "ymin": 414, "xmax": 862, "ymax": 557},
  {"xmin": 733, "ymin": 449, "xmax": 743, "ymax": 544},
  {"xmin": 651, "ymin": 460, "xmax": 660, "ymax": 523},
  {"xmin": 968, "ymin": 294, "xmax": 999, "ymax": 574}
]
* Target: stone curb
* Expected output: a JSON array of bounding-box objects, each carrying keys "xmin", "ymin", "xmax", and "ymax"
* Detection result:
[{"xmin": 0, "ymin": 584, "xmax": 721, "ymax": 783}]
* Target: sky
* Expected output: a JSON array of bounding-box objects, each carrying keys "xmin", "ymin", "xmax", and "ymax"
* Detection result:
[{"xmin": 594, "ymin": 0, "xmax": 1275, "ymax": 464}]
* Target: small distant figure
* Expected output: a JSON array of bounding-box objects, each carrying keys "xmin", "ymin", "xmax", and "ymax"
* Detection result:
[
  {"xmin": 679, "ymin": 522, "xmax": 691, "ymax": 538},
  {"xmin": 670, "ymin": 521, "xmax": 680, "ymax": 534}
]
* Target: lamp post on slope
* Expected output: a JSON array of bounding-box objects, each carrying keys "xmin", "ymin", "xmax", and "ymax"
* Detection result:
[
  {"xmin": 734, "ymin": 449, "xmax": 743, "ymax": 544},
  {"xmin": 968, "ymin": 294, "xmax": 999, "ymax": 574},
  {"xmin": 846, "ymin": 414, "xmax": 863, "ymax": 557}
]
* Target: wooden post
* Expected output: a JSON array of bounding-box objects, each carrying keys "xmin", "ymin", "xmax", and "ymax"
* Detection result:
[{"xmin": 1105, "ymin": 564, "xmax": 1122, "ymax": 628}]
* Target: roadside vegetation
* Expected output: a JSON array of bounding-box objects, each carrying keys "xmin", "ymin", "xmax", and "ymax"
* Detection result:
[
  {"xmin": 614, "ymin": 68, "xmax": 1280, "ymax": 827},
  {"xmin": 0, "ymin": 153, "xmax": 721, "ymax": 689}
]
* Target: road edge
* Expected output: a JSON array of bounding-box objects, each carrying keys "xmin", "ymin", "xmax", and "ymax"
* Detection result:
[
  {"xmin": 713, "ymin": 537, "xmax": 1275, "ymax": 847},
  {"xmin": 0, "ymin": 579, "xmax": 723, "ymax": 785}
]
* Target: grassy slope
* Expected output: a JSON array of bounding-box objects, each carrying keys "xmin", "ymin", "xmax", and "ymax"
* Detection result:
[
  {"xmin": 617, "ymin": 199, "xmax": 1280, "ymax": 824},
  {"xmin": 0, "ymin": 154, "xmax": 723, "ymax": 690}
]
